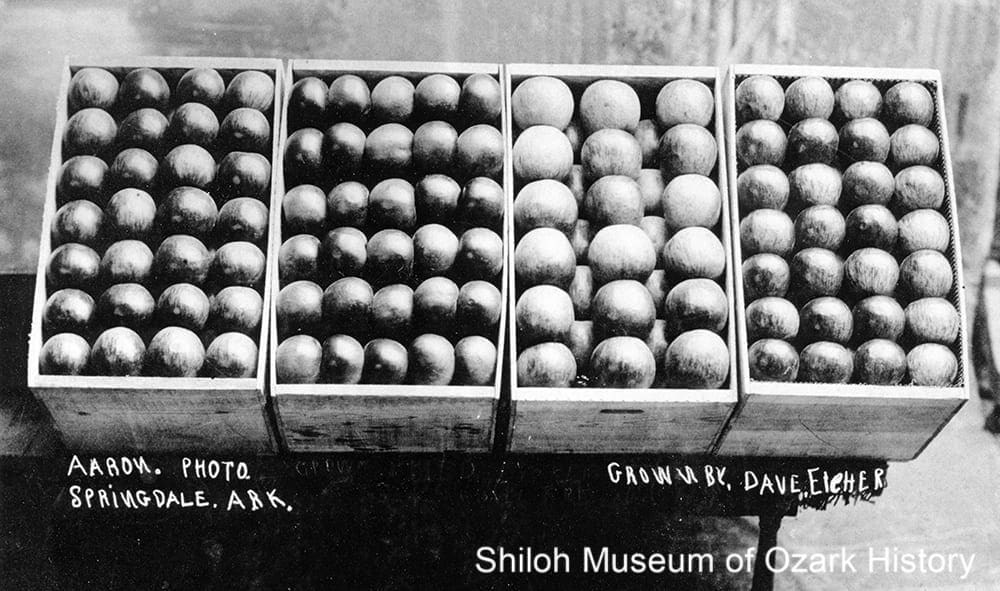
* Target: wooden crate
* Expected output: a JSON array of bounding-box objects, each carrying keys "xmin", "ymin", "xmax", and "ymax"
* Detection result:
[
  {"xmin": 716, "ymin": 64, "xmax": 970, "ymax": 461},
  {"xmin": 269, "ymin": 60, "xmax": 507, "ymax": 453},
  {"xmin": 505, "ymin": 64, "xmax": 739, "ymax": 454},
  {"xmin": 27, "ymin": 56, "xmax": 283, "ymax": 453}
]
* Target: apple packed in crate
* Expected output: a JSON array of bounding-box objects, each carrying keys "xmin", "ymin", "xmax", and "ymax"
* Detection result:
[
  {"xmin": 275, "ymin": 68, "xmax": 504, "ymax": 386},
  {"xmin": 733, "ymin": 73, "xmax": 961, "ymax": 386},
  {"xmin": 39, "ymin": 64, "xmax": 276, "ymax": 378},
  {"xmin": 511, "ymin": 75, "xmax": 730, "ymax": 390}
]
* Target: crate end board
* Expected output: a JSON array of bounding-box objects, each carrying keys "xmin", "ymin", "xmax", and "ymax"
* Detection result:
[
  {"xmin": 505, "ymin": 64, "xmax": 739, "ymax": 454},
  {"xmin": 720, "ymin": 64, "xmax": 970, "ymax": 461},
  {"xmin": 29, "ymin": 57, "xmax": 283, "ymax": 453},
  {"xmin": 272, "ymin": 385, "xmax": 497, "ymax": 452}
]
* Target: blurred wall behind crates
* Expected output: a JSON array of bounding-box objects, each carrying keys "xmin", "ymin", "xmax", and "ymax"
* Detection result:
[{"xmin": 1, "ymin": 0, "xmax": 997, "ymax": 312}]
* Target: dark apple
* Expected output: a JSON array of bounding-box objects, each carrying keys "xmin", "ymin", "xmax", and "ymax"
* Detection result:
[
  {"xmin": 844, "ymin": 204, "xmax": 898, "ymax": 250},
  {"xmin": 63, "ymin": 108, "xmax": 117, "ymax": 158},
  {"xmin": 153, "ymin": 235, "xmax": 211, "ymax": 285},
  {"xmin": 104, "ymin": 188, "xmax": 156, "ymax": 240},
  {"xmin": 455, "ymin": 124, "xmax": 504, "ymax": 179},
  {"xmin": 39, "ymin": 333, "xmax": 91, "ymax": 375},
  {"xmin": 319, "ymin": 227, "xmax": 367, "ymax": 280},
  {"xmin": 664, "ymin": 278, "xmax": 729, "ymax": 334},
  {"xmin": 734, "ymin": 119, "xmax": 785, "ymax": 167},
  {"xmin": 216, "ymin": 151, "xmax": 271, "ymax": 201},
  {"xmin": 456, "ymin": 280, "xmax": 502, "ymax": 337},
  {"xmin": 590, "ymin": 336, "xmax": 656, "ymax": 388},
  {"xmin": 322, "ymin": 122, "xmax": 365, "ymax": 176},
  {"xmin": 370, "ymin": 284, "xmax": 414, "ymax": 339},
  {"xmin": 322, "ymin": 277, "xmax": 373, "ymax": 339},
  {"xmin": 794, "ymin": 205, "xmax": 845, "ymax": 251},
  {"xmin": 157, "ymin": 186, "xmax": 219, "ymax": 238},
  {"xmin": 100, "ymin": 239, "xmax": 154, "ymax": 284},
  {"xmin": 569, "ymin": 265, "xmax": 593, "ymax": 319},
  {"xmin": 455, "ymin": 227, "xmax": 503, "ymax": 282},
  {"xmin": 371, "ymin": 75, "xmax": 415, "ymax": 123},
  {"xmin": 363, "ymin": 123, "xmax": 412, "ymax": 174},
  {"xmin": 742, "ymin": 253, "xmax": 791, "ymax": 301},
  {"xmin": 116, "ymin": 108, "xmax": 169, "ymax": 154},
  {"xmin": 840, "ymin": 117, "xmax": 891, "ymax": 164},
  {"xmin": 327, "ymin": 181, "xmax": 369, "ymax": 228},
  {"xmin": 412, "ymin": 223, "xmax": 458, "ymax": 279},
  {"xmin": 210, "ymin": 286, "xmax": 263, "ymax": 335},
  {"xmin": 212, "ymin": 241, "xmax": 266, "ymax": 287},
  {"xmin": 276, "ymin": 280, "xmax": 324, "ymax": 336},
  {"xmin": 275, "ymin": 335, "xmax": 322, "ymax": 383},
  {"xmin": 288, "ymin": 76, "xmax": 329, "ymax": 129},
  {"xmin": 798, "ymin": 341, "xmax": 854, "ymax": 383},
  {"xmin": 46, "ymin": 243, "xmax": 100, "ymax": 291},
  {"xmin": 362, "ymin": 338, "xmax": 409, "ymax": 384},
  {"xmin": 459, "ymin": 73, "xmax": 502, "ymax": 124},
  {"xmin": 42, "ymin": 288, "xmax": 95, "ymax": 335},
  {"xmin": 368, "ymin": 178, "xmax": 417, "ymax": 231},
  {"xmin": 160, "ymin": 144, "xmax": 216, "ymax": 190},
  {"xmin": 790, "ymin": 247, "xmax": 844, "ymax": 298},
  {"xmin": 783, "ymin": 76, "xmax": 834, "ymax": 122},
  {"xmin": 224, "ymin": 70, "xmax": 274, "ymax": 112},
  {"xmin": 321, "ymin": 334, "xmax": 364, "ymax": 384},
  {"xmin": 90, "ymin": 326, "xmax": 146, "ymax": 376},
  {"xmin": 216, "ymin": 197, "xmax": 269, "ymax": 246},
  {"xmin": 412, "ymin": 120, "xmax": 458, "ymax": 172},
  {"xmin": 279, "ymin": 234, "xmax": 321, "ymax": 283},
  {"xmin": 107, "ymin": 148, "xmax": 158, "ymax": 192},
  {"xmin": 156, "ymin": 283, "xmax": 210, "ymax": 331},
  {"xmin": 414, "ymin": 276, "xmax": 459, "ymax": 336},
  {"xmin": 735, "ymin": 75, "xmax": 785, "ymax": 123},
  {"xmin": 799, "ymin": 296, "xmax": 853, "ymax": 344},
  {"xmin": 415, "ymin": 74, "xmax": 461, "ymax": 120},
  {"xmin": 327, "ymin": 74, "xmax": 371, "ymax": 123},
  {"xmin": 883, "ymin": 82, "xmax": 935, "ymax": 128},
  {"xmin": 97, "ymin": 283, "xmax": 155, "ymax": 328},
  {"xmin": 786, "ymin": 117, "xmax": 839, "ymax": 166},
  {"xmin": 415, "ymin": 174, "xmax": 460, "ymax": 224},
  {"xmin": 175, "ymin": 67, "xmax": 225, "ymax": 108},
  {"xmin": 592, "ymin": 279, "xmax": 656, "ymax": 339},
  {"xmin": 168, "ymin": 102, "xmax": 219, "ymax": 148},
  {"xmin": 737, "ymin": 164, "xmax": 790, "ymax": 212},
  {"xmin": 204, "ymin": 332, "xmax": 258, "ymax": 378},
  {"xmin": 365, "ymin": 229, "xmax": 413, "ymax": 287},
  {"xmin": 853, "ymin": 339, "xmax": 906, "ymax": 385},
  {"xmin": 663, "ymin": 329, "xmax": 730, "ymax": 388},
  {"xmin": 219, "ymin": 107, "xmax": 272, "ymax": 154},
  {"xmin": 745, "ymin": 296, "xmax": 799, "ymax": 341},
  {"xmin": 748, "ymin": 338, "xmax": 799, "ymax": 382},
  {"xmin": 52, "ymin": 200, "xmax": 103, "ymax": 247},
  {"xmin": 117, "ymin": 68, "xmax": 170, "ymax": 111},
  {"xmin": 67, "ymin": 67, "xmax": 118, "ymax": 113},
  {"xmin": 852, "ymin": 295, "xmax": 905, "ymax": 341},
  {"xmin": 56, "ymin": 155, "xmax": 107, "ymax": 205},
  {"xmin": 456, "ymin": 177, "xmax": 504, "ymax": 232},
  {"xmin": 283, "ymin": 127, "xmax": 325, "ymax": 185},
  {"xmin": 282, "ymin": 184, "xmax": 327, "ymax": 235}
]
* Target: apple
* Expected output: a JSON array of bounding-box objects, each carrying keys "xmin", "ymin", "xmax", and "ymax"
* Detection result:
[
  {"xmin": 284, "ymin": 127, "xmax": 325, "ymax": 185},
  {"xmin": 580, "ymin": 79, "xmax": 641, "ymax": 133},
  {"xmin": 217, "ymin": 197, "xmax": 269, "ymax": 246},
  {"xmin": 514, "ymin": 179, "xmax": 578, "ymax": 237},
  {"xmin": 790, "ymin": 247, "xmax": 844, "ymax": 298},
  {"xmin": 735, "ymin": 75, "xmax": 784, "ymax": 123},
  {"xmin": 457, "ymin": 177, "xmax": 504, "ymax": 233},
  {"xmin": 581, "ymin": 128, "xmax": 642, "ymax": 180},
  {"xmin": 854, "ymin": 339, "xmax": 906, "ymax": 385},
  {"xmin": 275, "ymin": 334, "xmax": 322, "ymax": 383},
  {"xmin": 319, "ymin": 227, "xmax": 367, "ymax": 281},
  {"xmin": 589, "ymin": 336, "xmax": 656, "ymax": 388},
  {"xmin": 90, "ymin": 326, "xmax": 146, "ymax": 376},
  {"xmin": 46, "ymin": 243, "xmax": 100, "ymax": 291},
  {"xmin": 410, "ymin": 175, "xmax": 459, "ymax": 225},
  {"xmin": 892, "ymin": 165, "xmax": 945, "ymax": 211},
  {"xmin": 884, "ymin": 81, "xmax": 935, "ymax": 127},
  {"xmin": 456, "ymin": 280, "xmax": 502, "ymax": 337},
  {"xmin": 100, "ymin": 239, "xmax": 154, "ymax": 284},
  {"xmin": 160, "ymin": 144, "xmax": 216, "ymax": 190},
  {"xmin": 734, "ymin": 120, "xmax": 786, "ymax": 167},
  {"xmin": 456, "ymin": 124, "xmax": 505, "ymax": 179},
  {"xmin": 371, "ymin": 75, "xmax": 415, "ymax": 123},
  {"xmin": 783, "ymin": 76, "xmax": 834, "ymax": 122},
  {"xmin": 153, "ymin": 235, "xmax": 211, "ymax": 285},
  {"xmin": 327, "ymin": 181, "xmax": 369, "ymax": 228},
  {"xmin": 852, "ymin": 295, "xmax": 905, "ymax": 342},
  {"xmin": 156, "ymin": 283, "xmax": 210, "ymax": 331},
  {"xmin": 52, "ymin": 200, "xmax": 103, "ymax": 247},
  {"xmin": 176, "ymin": 67, "xmax": 225, "ymax": 108},
  {"xmin": 592, "ymin": 279, "xmax": 656, "ymax": 339},
  {"xmin": 414, "ymin": 73, "xmax": 460, "ymax": 120},
  {"xmin": 63, "ymin": 108, "xmax": 117, "ymax": 158},
  {"xmin": 740, "ymin": 208, "xmax": 794, "ymax": 256},
  {"xmin": 839, "ymin": 118, "xmax": 890, "ymax": 163},
  {"xmin": 662, "ymin": 174, "xmax": 722, "ymax": 230},
  {"xmin": 514, "ymin": 227, "xmax": 576, "ymax": 289},
  {"xmin": 568, "ymin": 265, "xmax": 594, "ymax": 319},
  {"xmin": 844, "ymin": 204, "xmax": 898, "ymax": 250},
  {"xmin": 834, "ymin": 80, "xmax": 882, "ymax": 121},
  {"xmin": 217, "ymin": 151, "xmax": 271, "ymax": 201},
  {"xmin": 365, "ymin": 229, "xmax": 413, "ymax": 287},
  {"xmin": 117, "ymin": 67, "xmax": 170, "ymax": 111},
  {"xmin": 842, "ymin": 161, "xmax": 894, "ymax": 207},
  {"xmin": 107, "ymin": 148, "xmax": 158, "ymax": 192},
  {"xmin": 370, "ymin": 284, "xmax": 414, "ymax": 339},
  {"xmin": 278, "ymin": 234, "xmax": 321, "ymax": 283},
  {"xmin": 663, "ymin": 227, "xmax": 726, "ymax": 280},
  {"xmin": 587, "ymin": 224, "xmax": 656, "ymax": 285},
  {"xmin": 889, "ymin": 124, "xmax": 939, "ymax": 168},
  {"xmin": 584, "ymin": 175, "xmax": 643, "ymax": 228},
  {"xmin": 68, "ymin": 67, "xmax": 118, "ymax": 113},
  {"xmin": 455, "ymin": 228, "xmax": 503, "ymax": 282},
  {"xmin": 39, "ymin": 333, "xmax": 91, "ymax": 375},
  {"xmin": 277, "ymin": 280, "xmax": 324, "ymax": 336},
  {"xmin": 322, "ymin": 122, "xmax": 365, "ymax": 177},
  {"xmin": 157, "ymin": 186, "xmax": 219, "ymax": 238},
  {"xmin": 204, "ymin": 332, "xmax": 257, "ymax": 378},
  {"xmin": 57, "ymin": 155, "xmax": 107, "ymax": 205},
  {"xmin": 788, "ymin": 163, "xmax": 842, "ymax": 209},
  {"xmin": 453, "ymin": 335, "xmax": 498, "ymax": 385},
  {"xmin": 321, "ymin": 334, "xmax": 364, "ymax": 384},
  {"xmin": 512, "ymin": 125, "xmax": 573, "ymax": 182},
  {"xmin": 899, "ymin": 249, "xmax": 953, "ymax": 299},
  {"xmin": 168, "ymin": 102, "xmax": 219, "ymax": 147},
  {"xmin": 364, "ymin": 123, "xmax": 413, "ymax": 175},
  {"xmin": 517, "ymin": 342, "xmax": 577, "ymax": 387},
  {"xmin": 210, "ymin": 286, "xmax": 263, "ymax": 335},
  {"xmin": 516, "ymin": 284, "xmax": 573, "ymax": 346},
  {"xmin": 742, "ymin": 253, "xmax": 791, "ymax": 300},
  {"xmin": 362, "ymin": 338, "xmax": 409, "ymax": 384},
  {"xmin": 327, "ymin": 74, "xmax": 371, "ymax": 122},
  {"xmin": 844, "ymin": 248, "xmax": 899, "ymax": 296},
  {"xmin": 511, "ymin": 76, "xmax": 574, "ymax": 130},
  {"xmin": 664, "ymin": 329, "xmax": 730, "ymax": 388},
  {"xmin": 212, "ymin": 241, "xmax": 266, "ymax": 287},
  {"xmin": 459, "ymin": 73, "xmax": 502, "ymax": 124},
  {"xmin": 97, "ymin": 283, "xmax": 155, "ymax": 329},
  {"xmin": 282, "ymin": 184, "xmax": 327, "ymax": 235},
  {"xmin": 794, "ymin": 205, "xmax": 845, "ymax": 251},
  {"xmin": 408, "ymin": 333, "xmax": 456, "ymax": 385},
  {"xmin": 412, "ymin": 120, "xmax": 457, "ymax": 172},
  {"xmin": 219, "ymin": 107, "xmax": 272, "ymax": 154},
  {"xmin": 116, "ymin": 108, "xmax": 168, "ymax": 154},
  {"xmin": 897, "ymin": 209, "xmax": 950, "ymax": 254},
  {"xmin": 322, "ymin": 277, "xmax": 373, "ymax": 339},
  {"xmin": 748, "ymin": 338, "xmax": 799, "ymax": 382},
  {"xmin": 288, "ymin": 76, "xmax": 329, "ymax": 129},
  {"xmin": 905, "ymin": 297, "xmax": 960, "ymax": 344},
  {"xmin": 413, "ymin": 223, "xmax": 459, "ymax": 279},
  {"xmin": 42, "ymin": 288, "xmax": 95, "ymax": 335},
  {"xmin": 656, "ymin": 78, "xmax": 714, "ymax": 128},
  {"xmin": 798, "ymin": 342, "xmax": 854, "ymax": 383},
  {"xmin": 737, "ymin": 164, "xmax": 790, "ymax": 212},
  {"xmin": 368, "ymin": 178, "xmax": 417, "ymax": 231},
  {"xmin": 786, "ymin": 117, "xmax": 839, "ymax": 166},
  {"xmin": 907, "ymin": 343, "xmax": 958, "ymax": 386},
  {"xmin": 224, "ymin": 70, "xmax": 274, "ymax": 112},
  {"xmin": 799, "ymin": 296, "xmax": 853, "ymax": 344},
  {"xmin": 745, "ymin": 296, "xmax": 799, "ymax": 341},
  {"xmin": 664, "ymin": 278, "xmax": 728, "ymax": 334}
]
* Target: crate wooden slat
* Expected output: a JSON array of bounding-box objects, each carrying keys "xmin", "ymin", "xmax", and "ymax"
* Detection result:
[
  {"xmin": 716, "ymin": 64, "xmax": 970, "ymax": 461},
  {"xmin": 505, "ymin": 63, "xmax": 739, "ymax": 454},
  {"xmin": 269, "ymin": 59, "xmax": 507, "ymax": 453},
  {"xmin": 26, "ymin": 56, "xmax": 283, "ymax": 453}
]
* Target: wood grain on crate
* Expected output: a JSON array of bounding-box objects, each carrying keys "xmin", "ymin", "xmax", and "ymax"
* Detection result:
[
  {"xmin": 716, "ymin": 64, "xmax": 969, "ymax": 461},
  {"xmin": 505, "ymin": 64, "xmax": 739, "ymax": 454},
  {"xmin": 26, "ymin": 56, "xmax": 283, "ymax": 454},
  {"xmin": 268, "ymin": 60, "xmax": 507, "ymax": 454}
]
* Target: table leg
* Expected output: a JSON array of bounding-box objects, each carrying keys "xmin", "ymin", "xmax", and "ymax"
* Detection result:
[{"xmin": 751, "ymin": 508, "xmax": 783, "ymax": 591}]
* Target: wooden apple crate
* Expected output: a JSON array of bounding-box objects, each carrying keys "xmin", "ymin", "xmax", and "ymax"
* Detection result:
[
  {"xmin": 269, "ymin": 60, "xmax": 507, "ymax": 453},
  {"xmin": 717, "ymin": 64, "xmax": 970, "ymax": 461},
  {"xmin": 504, "ymin": 64, "xmax": 739, "ymax": 454},
  {"xmin": 27, "ymin": 56, "xmax": 284, "ymax": 453}
]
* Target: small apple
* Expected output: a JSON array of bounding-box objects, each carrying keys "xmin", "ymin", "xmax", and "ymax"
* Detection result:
[
  {"xmin": 219, "ymin": 107, "xmax": 272, "ymax": 154},
  {"xmin": 116, "ymin": 108, "xmax": 168, "ymax": 154},
  {"xmin": 42, "ymin": 288, "xmax": 95, "ymax": 335},
  {"xmin": 275, "ymin": 334, "xmax": 322, "ymax": 383},
  {"xmin": 322, "ymin": 277, "xmax": 373, "ymax": 339},
  {"xmin": 107, "ymin": 148, "xmax": 158, "ymax": 192},
  {"xmin": 209, "ymin": 286, "xmax": 263, "ymax": 335},
  {"xmin": 321, "ymin": 334, "xmax": 364, "ymax": 384},
  {"xmin": 52, "ymin": 200, "xmax": 103, "ymax": 247},
  {"xmin": 216, "ymin": 151, "xmax": 271, "ymax": 201},
  {"xmin": 362, "ymin": 338, "xmax": 409, "ymax": 384},
  {"xmin": 319, "ymin": 227, "xmax": 367, "ymax": 281},
  {"xmin": 365, "ymin": 229, "xmax": 414, "ymax": 288},
  {"xmin": 368, "ymin": 178, "xmax": 417, "ymax": 232},
  {"xmin": 156, "ymin": 283, "xmax": 210, "ymax": 331},
  {"xmin": 204, "ymin": 332, "xmax": 258, "ymax": 378},
  {"xmin": 224, "ymin": 70, "xmax": 275, "ymax": 112},
  {"xmin": 453, "ymin": 335, "xmax": 497, "ymax": 385},
  {"xmin": 217, "ymin": 197, "xmax": 269, "ymax": 246},
  {"xmin": 327, "ymin": 181, "xmax": 369, "ymax": 228},
  {"xmin": 39, "ymin": 333, "xmax": 91, "ymax": 375},
  {"xmin": 153, "ymin": 235, "xmax": 211, "ymax": 285},
  {"xmin": 100, "ymin": 239, "xmax": 154, "ymax": 284},
  {"xmin": 288, "ymin": 76, "xmax": 329, "ymax": 129},
  {"xmin": 370, "ymin": 284, "xmax": 414, "ymax": 339},
  {"xmin": 67, "ymin": 67, "xmax": 118, "ymax": 113},
  {"xmin": 276, "ymin": 280, "xmax": 324, "ymax": 336},
  {"xmin": 279, "ymin": 234, "xmax": 321, "ymax": 283},
  {"xmin": 160, "ymin": 144, "xmax": 216, "ymax": 190},
  {"xmin": 282, "ymin": 184, "xmax": 327, "ymax": 235},
  {"xmin": 97, "ymin": 283, "xmax": 155, "ymax": 329},
  {"xmin": 408, "ymin": 333, "xmax": 455, "ymax": 385},
  {"xmin": 168, "ymin": 102, "xmax": 219, "ymax": 147},
  {"xmin": 117, "ymin": 68, "xmax": 170, "ymax": 111},
  {"xmin": 90, "ymin": 326, "xmax": 146, "ymax": 376},
  {"xmin": 459, "ymin": 73, "xmax": 502, "ymax": 124},
  {"xmin": 56, "ymin": 155, "xmax": 107, "ymax": 205},
  {"xmin": 46, "ymin": 243, "xmax": 100, "ymax": 291},
  {"xmin": 157, "ymin": 186, "xmax": 219, "ymax": 239},
  {"xmin": 176, "ymin": 67, "xmax": 225, "ymax": 108},
  {"xmin": 327, "ymin": 74, "xmax": 372, "ymax": 122}
]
